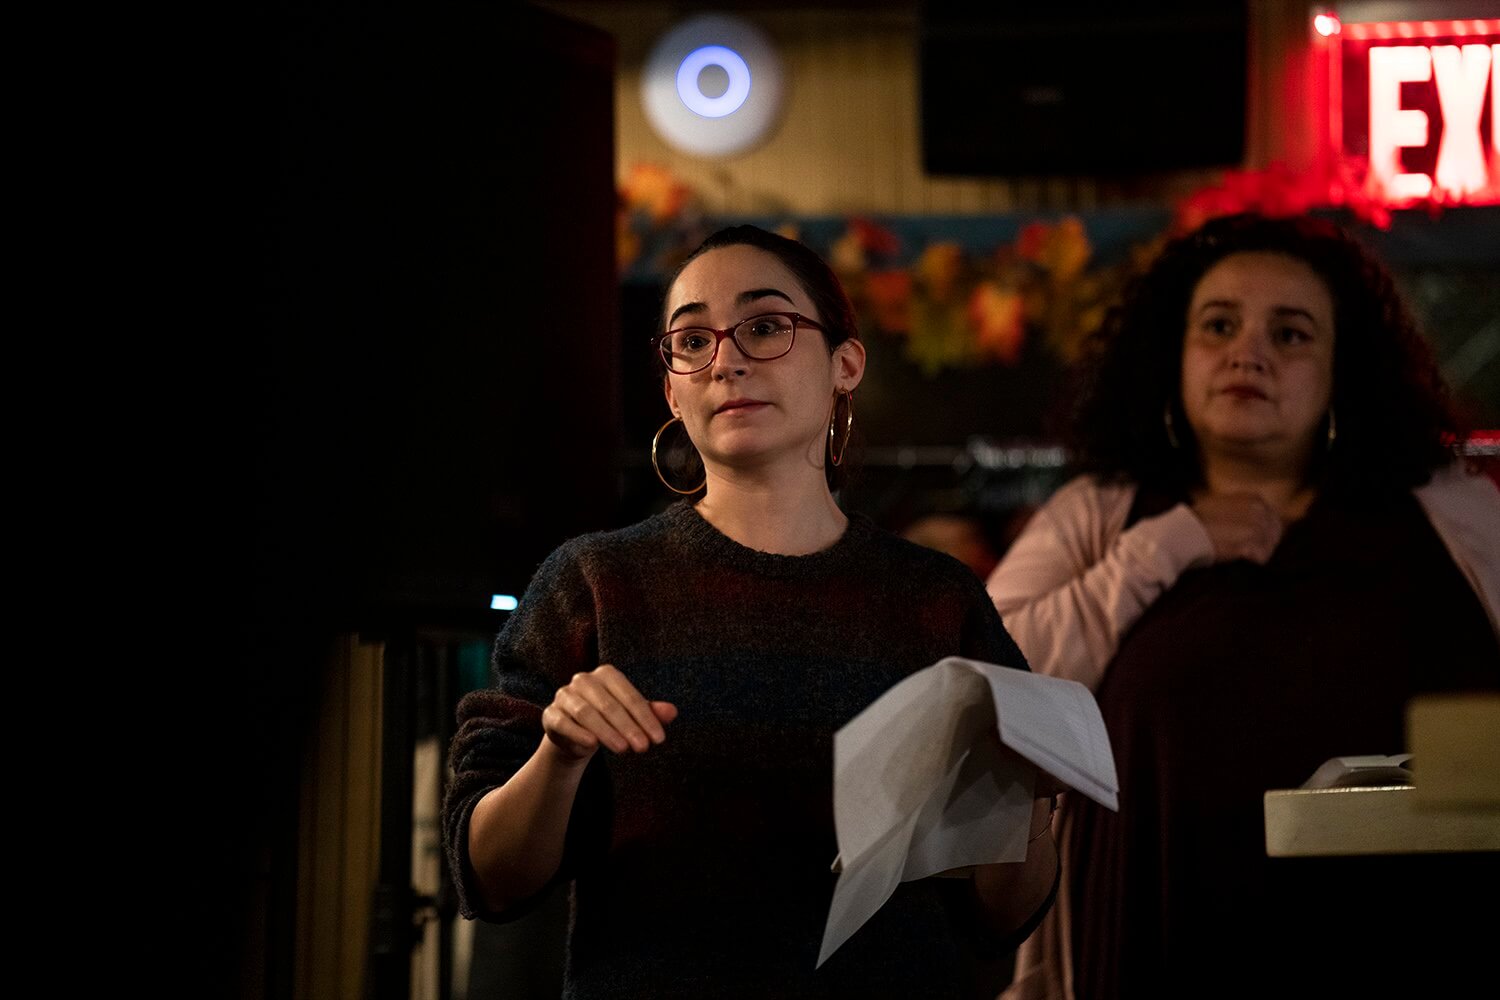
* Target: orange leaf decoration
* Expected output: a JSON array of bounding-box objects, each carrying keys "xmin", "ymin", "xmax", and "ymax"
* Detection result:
[
  {"xmin": 831, "ymin": 227, "xmax": 867, "ymax": 275},
  {"xmin": 865, "ymin": 270, "xmax": 913, "ymax": 333},
  {"xmin": 621, "ymin": 163, "xmax": 691, "ymax": 225},
  {"xmin": 968, "ymin": 282, "xmax": 1026, "ymax": 366}
]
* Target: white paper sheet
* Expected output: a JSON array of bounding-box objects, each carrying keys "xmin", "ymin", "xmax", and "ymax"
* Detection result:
[{"xmin": 817, "ymin": 656, "xmax": 1118, "ymax": 967}]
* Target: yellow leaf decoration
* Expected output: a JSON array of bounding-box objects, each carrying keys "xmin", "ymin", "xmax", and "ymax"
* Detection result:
[
  {"xmin": 1016, "ymin": 217, "xmax": 1092, "ymax": 285},
  {"xmin": 916, "ymin": 243, "xmax": 966, "ymax": 304},
  {"xmin": 902, "ymin": 298, "xmax": 978, "ymax": 377}
]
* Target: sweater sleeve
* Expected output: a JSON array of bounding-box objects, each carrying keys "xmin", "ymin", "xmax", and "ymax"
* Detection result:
[
  {"xmin": 985, "ymin": 476, "xmax": 1214, "ymax": 691},
  {"xmin": 960, "ymin": 569, "xmax": 1034, "ymax": 674},
  {"xmin": 441, "ymin": 541, "xmax": 611, "ymax": 921}
]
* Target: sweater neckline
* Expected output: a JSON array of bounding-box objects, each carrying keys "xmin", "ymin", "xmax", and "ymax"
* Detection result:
[{"xmin": 662, "ymin": 500, "xmax": 872, "ymax": 578}]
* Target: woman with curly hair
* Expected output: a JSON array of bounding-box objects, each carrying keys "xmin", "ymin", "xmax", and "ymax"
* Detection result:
[{"xmin": 986, "ymin": 213, "xmax": 1499, "ymax": 997}]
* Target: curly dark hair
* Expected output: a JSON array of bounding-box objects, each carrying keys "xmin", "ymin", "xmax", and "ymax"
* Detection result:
[
  {"xmin": 656, "ymin": 225, "xmax": 862, "ymax": 492},
  {"xmin": 1069, "ymin": 213, "xmax": 1460, "ymax": 496}
]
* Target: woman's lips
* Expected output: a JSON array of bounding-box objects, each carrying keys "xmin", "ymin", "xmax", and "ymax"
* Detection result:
[
  {"xmin": 1219, "ymin": 385, "xmax": 1269, "ymax": 401},
  {"xmin": 715, "ymin": 400, "xmax": 769, "ymax": 414}
]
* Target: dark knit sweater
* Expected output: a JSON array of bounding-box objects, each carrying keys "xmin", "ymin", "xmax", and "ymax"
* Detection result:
[{"xmin": 443, "ymin": 501, "xmax": 1035, "ymax": 998}]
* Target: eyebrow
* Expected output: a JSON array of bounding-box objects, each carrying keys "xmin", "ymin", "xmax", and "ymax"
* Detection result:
[
  {"xmin": 1195, "ymin": 299, "xmax": 1321, "ymax": 326},
  {"xmin": 668, "ymin": 287, "xmax": 797, "ymax": 328}
]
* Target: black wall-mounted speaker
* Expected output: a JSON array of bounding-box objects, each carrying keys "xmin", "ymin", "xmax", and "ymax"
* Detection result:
[{"xmin": 920, "ymin": 1, "xmax": 1248, "ymax": 176}]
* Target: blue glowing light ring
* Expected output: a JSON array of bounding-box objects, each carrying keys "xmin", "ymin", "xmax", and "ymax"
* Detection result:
[
  {"xmin": 642, "ymin": 15, "xmax": 785, "ymax": 158},
  {"xmin": 676, "ymin": 45, "xmax": 752, "ymax": 119}
]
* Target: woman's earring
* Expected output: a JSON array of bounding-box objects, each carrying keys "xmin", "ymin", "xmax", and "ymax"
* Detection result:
[
  {"xmin": 1164, "ymin": 403, "xmax": 1181, "ymax": 450},
  {"xmin": 1326, "ymin": 407, "xmax": 1337, "ymax": 451},
  {"xmin": 652, "ymin": 416, "xmax": 706, "ymax": 494},
  {"xmin": 829, "ymin": 391, "xmax": 854, "ymax": 467}
]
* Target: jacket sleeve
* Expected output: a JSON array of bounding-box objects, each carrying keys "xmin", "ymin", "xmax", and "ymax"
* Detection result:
[
  {"xmin": 441, "ymin": 541, "xmax": 611, "ymax": 921},
  {"xmin": 1414, "ymin": 463, "xmax": 1500, "ymax": 640},
  {"xmin": 985, "ymin": 477, "xmax": 1214, "ymax": 690}
]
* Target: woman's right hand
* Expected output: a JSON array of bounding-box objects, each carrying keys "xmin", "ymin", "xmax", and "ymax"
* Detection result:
[
  {"xmin": 1191, "ymin": 491, "xmax": 1283, "ymax": 564},
  {"xmin": 540, "ymin": 664, "xmax": 678, "ymax": 763}
]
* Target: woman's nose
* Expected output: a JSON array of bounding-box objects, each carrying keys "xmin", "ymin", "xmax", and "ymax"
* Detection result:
[
  {"xmin": 712, "ymin": 334, "xmax": 749, "ymax": 379},
  {"xmin": 1227, "ymin": 326, "xmax": 1271, "ymax": 372}
]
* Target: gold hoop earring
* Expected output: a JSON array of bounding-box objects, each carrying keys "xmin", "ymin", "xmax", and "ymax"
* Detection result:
[
  {"xmin": 829, "ymin": 391, "xmax": 854, "ymax": 467},
  {"xmin": 1164, "ymin": 403, "xmax": 1181, "ymax": 450},
  {"xmin": 1326, "ymin": 407, "xmax": 1337, "ymax": 451},
  {"xmin": 651, "ymin": 416, "xmax": 706, "ymax": 495}
]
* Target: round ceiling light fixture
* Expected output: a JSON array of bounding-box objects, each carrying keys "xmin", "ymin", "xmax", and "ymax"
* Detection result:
[{"xmin": 642, "ymin": 14, "xmax": 786, "ymax": 158}]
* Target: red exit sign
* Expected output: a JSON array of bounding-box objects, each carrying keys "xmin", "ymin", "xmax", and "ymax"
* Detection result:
[{"xmin": 1337, "ymin": 19, "xmax": 1499, "ymax": 204}]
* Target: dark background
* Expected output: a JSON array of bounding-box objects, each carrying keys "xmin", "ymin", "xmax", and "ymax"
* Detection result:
[{"xmin": 174, "ymin": 4, "xmax": 620, "ymax": 993}]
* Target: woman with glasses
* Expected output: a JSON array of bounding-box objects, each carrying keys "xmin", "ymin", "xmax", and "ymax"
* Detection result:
[{"xmin": 443, "ymin": 225, "xmax": 1059, "ymax": 998}]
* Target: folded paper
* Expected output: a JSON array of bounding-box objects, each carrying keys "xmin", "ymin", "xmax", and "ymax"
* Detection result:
[{"xmin": 818, "ymin": 657, "xmax": 1118, "ymax": 966}]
